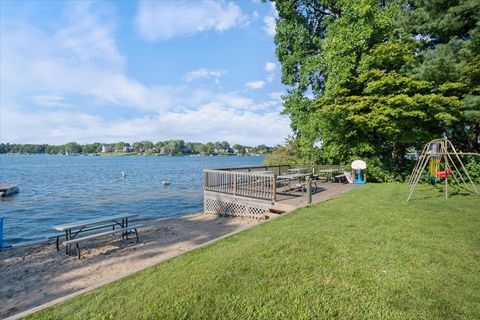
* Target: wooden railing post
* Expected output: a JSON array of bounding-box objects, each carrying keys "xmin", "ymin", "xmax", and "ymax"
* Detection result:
[
  {"xmin": 233, "ymin": 173, "xmax": 237, "ymax": 196},
  {"xmin": 204, "ymin": 170, "xmax": 208, "ymax": 191},
  {"xmin": 306, "ymin": 177, "xmax": 312, "ymax": 204},
  {"xmin": 272, "ymin": 174, "xmax": 276, "ymax": 203}
]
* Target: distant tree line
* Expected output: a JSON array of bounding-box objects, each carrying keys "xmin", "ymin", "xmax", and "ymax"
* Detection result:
[{"xmin": 0, "ymin": 140, "xmax": 272, "ymax": 156}]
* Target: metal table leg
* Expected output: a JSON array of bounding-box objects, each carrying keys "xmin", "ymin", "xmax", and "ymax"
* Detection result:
[{"xmin": 65, "ymin": 230, "xmax": 69, "ymax": 254}]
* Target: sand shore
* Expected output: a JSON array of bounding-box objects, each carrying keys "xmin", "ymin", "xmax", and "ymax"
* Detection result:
[{"xmin": 0, "ymin": 213, "xmax": 261, "ymax": 318}]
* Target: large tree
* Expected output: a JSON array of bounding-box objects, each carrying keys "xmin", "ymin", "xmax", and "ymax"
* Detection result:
[
  {"xmin": 315, "ymin": 40, "xmax": 461, "ymax": 179},
  {"xmin": 272, "ymin": 0, "xmax": 477, "ymax": 180},
  {"xmin": 401, "ymin": 0, "xmax": 480, "ymax": 152}
]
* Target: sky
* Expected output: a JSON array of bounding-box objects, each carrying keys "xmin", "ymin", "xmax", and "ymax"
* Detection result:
[{"xmin": 0, "ymin": 0, "xmax": 290, "ymax": 146}]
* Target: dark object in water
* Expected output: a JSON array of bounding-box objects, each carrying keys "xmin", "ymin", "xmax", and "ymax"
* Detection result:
[
  {"xmin": 0, "ymin": 184, "xmax": 19, "ymax": 197},
  {"xmin": 162, "ymin": 181, "xmax": 171, "ymax": 186}
]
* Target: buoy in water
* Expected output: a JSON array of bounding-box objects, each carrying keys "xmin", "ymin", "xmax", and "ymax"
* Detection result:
[
  {"xmin": 122, "ymin": 171, "xmax": 127, "ymax": 178},
  {"xmin": 162, "ymin": 181, "xmax": 170, "ymax": 186}
]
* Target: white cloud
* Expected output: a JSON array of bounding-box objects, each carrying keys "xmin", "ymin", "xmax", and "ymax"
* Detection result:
[
  {"xmin": 264, "ymin": 62, "xmax": 276, "ymax": 72},
  {"xmin": 263, "ymin": 2, "xmax": 278, "ymax": 37},
  {"xmin": 216, "ymin": 93, "xmax": 253, "ymax": 109},
  {"xmin": 32, "ymin": 95, "xmax": 74, "ymax": 109},
  {"xmin": 1, "ymin": 104, "xmax": 290, "ymax": 146},
  {"xmin": 184, "ymin": 68, "xmax": 226, "ymax": 82},
  {"xmin": 0, "ymin": 2, "xmax": 291, "ymax": 145},
  {"xmin": 57, "ymin": 2, "xmax": 124, "ymax": 69},
  {"xmin": 135, "ymin": 0, "xmax": 247, "ymax": 41},
  {"xmin": 245, "ymin": 80, "xmax": 265, "ymax": 90},
  {"xmin": 0, "ymin": 4, "xmax": 174, "ymax": 112},
  {"xmin": 263, "ymin": 16, "xmax": 276, "ymax": 37},
  {"xmin": 268, "ymin": 92, "xmax": 283, "ymax": 100}
]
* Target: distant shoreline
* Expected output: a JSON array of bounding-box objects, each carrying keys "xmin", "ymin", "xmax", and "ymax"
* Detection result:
[{"xmin": 0, "ymin": 153, "xmax": 265, "ymax": 157}]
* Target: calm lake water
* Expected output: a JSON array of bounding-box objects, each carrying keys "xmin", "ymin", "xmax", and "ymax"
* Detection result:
[{"xmin": 0, "ymin": 155, "xmax": 264, "ymax": 245}]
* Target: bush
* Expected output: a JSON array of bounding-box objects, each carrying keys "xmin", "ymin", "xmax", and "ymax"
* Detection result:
[
  {"xmin": 264, "ymin": 141, "xmax": 302, "ymax": 166},
  {"xmin": 364, "ymin": 158, "xmax": 396, "ymax": 183},
  {"xmin": 465, "ymin": 156, "xmax": 480, "ymax": 184}
]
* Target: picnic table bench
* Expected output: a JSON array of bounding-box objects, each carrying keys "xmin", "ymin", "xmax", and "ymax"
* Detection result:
[{"xmin": 52, "ymin": 214, "xmax": 142, "ymax": 259}]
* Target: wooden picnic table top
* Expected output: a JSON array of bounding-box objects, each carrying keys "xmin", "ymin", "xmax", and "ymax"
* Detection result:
[
  {"xmin": 53, "ymin": 213, "xmax": 137, "ymax": 232},
  {"xmin": 277, "ymin": 173, "xmax": 311, "ymax": 180},
  {"xmin": 317, "ymin": 169, "xmax": 341, "ymax": 173},
  {"xmin": 288, "ymin": 167, "xmax": 310, "ymax": 172}
]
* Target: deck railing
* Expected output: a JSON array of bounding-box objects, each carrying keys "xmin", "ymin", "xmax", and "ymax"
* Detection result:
[
  {"xmin": 215, "ymin": 164, "xmax": 346, "ymax": 175},
  {"xmin": 213, "ymin": 164, "xmax": 294, "ymax": 176},
  {"xmin": 313, "ymin": 165, "xmax": 345, "ymax": 172},
  {"xmin": 204, "ymin": 164, "xmax": 345, "ymax": 204},
  {"xmin": 204, "ymin": 169, "xmax": 276, "ymax": 202}
]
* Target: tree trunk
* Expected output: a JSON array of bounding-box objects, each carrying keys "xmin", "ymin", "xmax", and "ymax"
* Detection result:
[
  {"xmin": 469, "ymin": 122, "xmax": 480, "ymax": 153},
  {"xmin": 392, "ymin": 143, "xmax": 407, "ymax": 169}
]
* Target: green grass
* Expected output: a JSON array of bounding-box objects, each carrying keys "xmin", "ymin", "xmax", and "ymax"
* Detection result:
[{"xmin": 29, "ymin": 184, "xmax": 480, "ymax": 319}]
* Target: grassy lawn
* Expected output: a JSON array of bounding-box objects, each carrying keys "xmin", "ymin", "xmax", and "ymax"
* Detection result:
[{"xmin": 29, "ymin": 184, "xmax": 480, "ymax": 319}]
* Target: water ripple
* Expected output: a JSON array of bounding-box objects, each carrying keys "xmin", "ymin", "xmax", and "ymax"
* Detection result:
[{"xmin": 0, "ymin": 155, "xmax": 263, "ymax": 245}]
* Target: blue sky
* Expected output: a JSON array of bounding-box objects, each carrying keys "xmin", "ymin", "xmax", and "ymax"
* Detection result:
[{"xmin": 0, "ymin": 0, "xmax": 290, "ymax": 146}]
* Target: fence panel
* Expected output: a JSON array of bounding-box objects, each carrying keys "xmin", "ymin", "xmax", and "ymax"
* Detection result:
[{"xmin": 204, "ymin": 169, "xmax": 275, "ymax": 202}]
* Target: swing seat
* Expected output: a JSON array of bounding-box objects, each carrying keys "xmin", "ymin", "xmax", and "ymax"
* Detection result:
[{"xmin": 437, "ymin": 168, "xmax": 453, "ymax": 180}]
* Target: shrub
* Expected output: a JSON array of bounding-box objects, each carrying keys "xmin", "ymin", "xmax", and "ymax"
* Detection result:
[{"xmin": 465, "ymin": 156, "xmax": 480, "ymax": 184}]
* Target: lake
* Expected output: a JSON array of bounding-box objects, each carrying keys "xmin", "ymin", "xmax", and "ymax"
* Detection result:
[{"xmin": 0, "ymin": 155, "xmax": 264, "ymax": 245}]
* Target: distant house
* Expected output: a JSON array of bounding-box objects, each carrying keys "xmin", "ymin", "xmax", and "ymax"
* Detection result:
[
  {"xmin": 122, "ymin": 146, "xmax": 134, "ymax": 153},
  {"xmin": 101, "ymin": 145, "xmax": 113, "ymax": 153}
]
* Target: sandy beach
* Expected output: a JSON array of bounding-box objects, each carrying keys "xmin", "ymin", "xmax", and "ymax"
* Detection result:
[{"xmin": 0, "ymin": 213, "xmax": 261, "ymax": 318}]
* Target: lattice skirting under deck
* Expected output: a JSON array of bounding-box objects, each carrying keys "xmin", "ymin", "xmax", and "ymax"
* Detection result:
[{"xmin": 203, "ymin": 191, "xmax": 272, "ymax": 219}]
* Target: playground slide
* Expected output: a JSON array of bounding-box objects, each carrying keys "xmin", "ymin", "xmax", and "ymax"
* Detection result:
[{"xmin": 344, "ymin": 171, "xmax": 354, "ymax": 184}]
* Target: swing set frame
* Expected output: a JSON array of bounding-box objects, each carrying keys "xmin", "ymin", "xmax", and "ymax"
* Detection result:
[{"xmin": 407, "ymin": 137, "xmax": 479, "ymax": 201}]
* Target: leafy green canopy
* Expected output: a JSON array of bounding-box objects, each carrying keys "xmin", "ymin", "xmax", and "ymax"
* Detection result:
[
  {"xmin": 401, "ymin": 0, "xmax": 480, "ymax": 151},
  {"xmin": 272, "ymin": 0, "xmax": 480, "ymax": 181}
]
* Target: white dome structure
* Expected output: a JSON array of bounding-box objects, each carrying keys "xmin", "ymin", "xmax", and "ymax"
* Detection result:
[{"xmin": 351, "ymin": 160, "xmax": 367, "ymax": 170}]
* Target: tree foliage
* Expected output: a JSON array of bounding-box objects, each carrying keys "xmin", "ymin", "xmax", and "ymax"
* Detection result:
[
  {"xmin": 264, "ymin": 138, "xmax": 302, "ymax": 165},
  {"xmin": 0, "ymin": 141, "xmax": 273, "ymax": 156},
  {"xmin": 401, "ymin": 0, "xmax": 480, "ymax": 151},
  {"xmin": 272, "ymin": 0, "xmax": 480, "ymax": 181}
]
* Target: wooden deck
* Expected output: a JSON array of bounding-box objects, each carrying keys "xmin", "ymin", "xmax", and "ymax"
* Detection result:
[
  {"xmin": 271, "ymin": 182, "xmax": 355, "ymax": 213},
  {"xmin": 203, "ymin": 165, "xmax": 354, "ymax": 218}
]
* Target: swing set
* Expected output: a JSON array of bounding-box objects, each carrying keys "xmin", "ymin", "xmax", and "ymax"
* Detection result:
[{"xmin": 407, "ymin": 137, "xmax": 479, "ymax": 201}]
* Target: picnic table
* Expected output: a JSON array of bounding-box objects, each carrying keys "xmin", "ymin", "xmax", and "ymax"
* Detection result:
[
  {"xmin": 277, "ymin": 173, "xmax": 312, "ymax": 192},
  {"xmin": 287, "ymin": 167, "xmax": 311, "ymax": 173},
  {"xmin": 53, "ymin": 213, "xmax": 139, "ymax": 258},
  {"xmin": 316, "ymin": 168, "xmax": 342, "ymax": 181}
]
